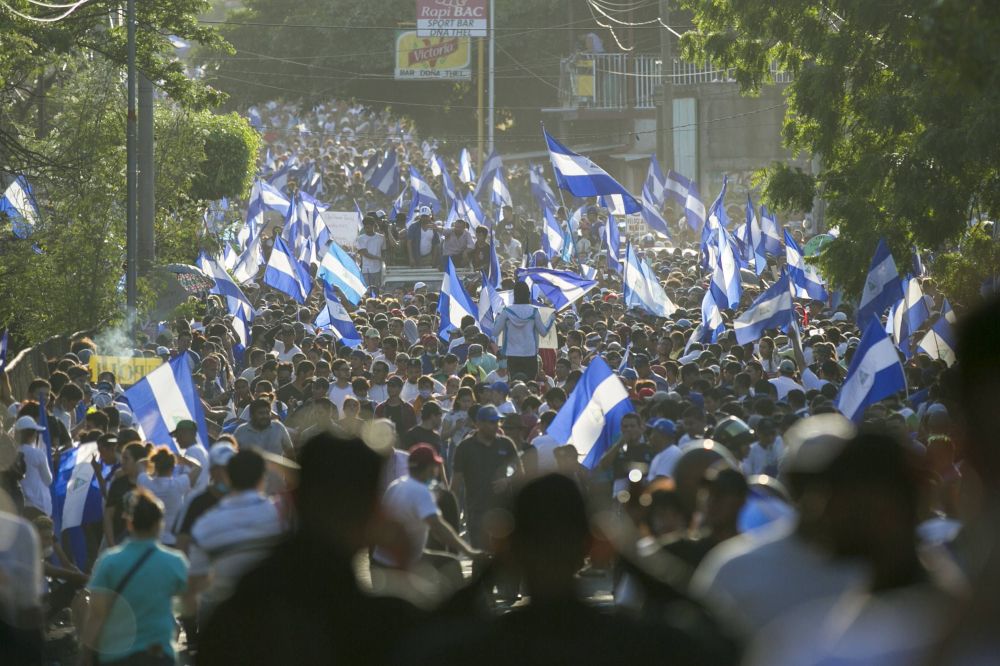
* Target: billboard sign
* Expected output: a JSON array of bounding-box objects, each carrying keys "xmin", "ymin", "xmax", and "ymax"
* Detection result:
[
  {"xmin": 416, "ymin": 0, "xmax": 487, "ymax": 38},
  {"xmin": 395, "ymin": 30, "xmax": 471, "ymax": 80}
]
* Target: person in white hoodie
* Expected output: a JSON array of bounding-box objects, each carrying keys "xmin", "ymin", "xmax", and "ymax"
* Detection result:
[{"xmin": 491, "ymin": 281, "xmax": 554, "ymax": 381}]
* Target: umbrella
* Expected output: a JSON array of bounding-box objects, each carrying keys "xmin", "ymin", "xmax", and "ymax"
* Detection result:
[
  {"xmin": 803, "ymin": 233, "xmax": 835, "ymax": 257},
  {"xmin": 160, "ymin": 264, "xmax": 216, "ymax": 294}
]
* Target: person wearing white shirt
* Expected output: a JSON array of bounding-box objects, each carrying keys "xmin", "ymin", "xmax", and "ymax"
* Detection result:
[
  {"xmin": 492, "ymin": 282, "xmax": 553, "ymax": 381},
  {"xmin": 741, "ymin": 419, "xmax": 784, "ymax": 477},
  {"xmin": 646, "ymin": 418, "xmax": 682, "ymax": 481},
  {"xmin": 14, "ymin": 416, "xmax": 52, "ymax": 517},
  {"xmin": 273, "ymin": 326, "xmax": 302, "ymax": 364},
  {"xmin": 768, "ymin": 359, "xmax": 806, "ymax": 401},
  {"xmin": 138, "ymin": 447, "xmax": 202, "ymax": 546},
  {"xmin": 326, "ymin": 359, "xmax": 355, "ymax": 414},
  {"xmin": 357, "ymin": 215, "xmax": 387, "ymax": 288},
  {"xmin": 172, "ymin": 419, "xmax": 211, "ymax": 495}
]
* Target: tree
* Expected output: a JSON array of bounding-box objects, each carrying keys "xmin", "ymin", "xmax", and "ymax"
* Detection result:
[
  {"xmin": 0, "ymin": 63, "xmax": 258, "ymax": 344},
  {"xmin": 676, "ymin": 0, "xmax": 1000, "ymax": 295},
  {"xmin": 198, "ymin": 0, "xmax": 569, "ymax": 150}
]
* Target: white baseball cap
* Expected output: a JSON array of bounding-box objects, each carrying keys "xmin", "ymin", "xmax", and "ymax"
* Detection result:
[
  {"xmin": 209, "ymin": 442, "xmax": 238, "ymax": 468},
  {"xmin": 413, "ymin": 282, "xmax": 427, "ymax": 291},
  {"xmin": 15, "ymin": 415, "xmax": 46, "ymax": 432}
]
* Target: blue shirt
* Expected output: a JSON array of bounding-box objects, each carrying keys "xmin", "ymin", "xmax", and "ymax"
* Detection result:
[{"xmin": 88, "ymin": 538, "xmax": 188, "ymax": 661}]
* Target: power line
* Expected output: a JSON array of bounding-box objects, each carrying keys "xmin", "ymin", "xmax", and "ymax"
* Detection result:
[{"xmin": 0, "ymin": 0, "xmax": 92, "ymax": 22}]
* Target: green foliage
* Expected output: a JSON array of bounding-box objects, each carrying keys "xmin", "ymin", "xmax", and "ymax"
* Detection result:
[
  {"xmin": 678, "ymin": 0, "xmax": 1000, "ymax": 293},
  {"xmin": 190, "ymin": 111, "xmax": 260, "ymax": 202},
  {"xmin": 931, "ymin": 225, "xmax": 1000, "ymax": 310}
]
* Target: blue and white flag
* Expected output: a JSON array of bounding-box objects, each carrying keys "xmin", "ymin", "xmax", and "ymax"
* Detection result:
[
  {"xmin": 579, "ymin": 263, "xmax": 597, "ymax": 281},
  {"xmin": 389, "ymin": 186, "xmax": 409, "ymax": 222},
  {"xmin": 836, "ymin": 317, "xmax": 906, "ymax": 422},
  {"xmin": 232, "ymin": 232, "xmax": 264, "ymax": 284},
  {"xmin": 543, "ymin": 129, "xmax": 641, "ymax": 213},
  {"xmin": 665, "ymin": 170, "xmax": 706, "ymax": 231},
  {"xmin": 698, "ymin": 289, "xmax": 726, "ymax": 343},
  {"xmin": 785, "ymin": 230, "xmax": 828, "ymax": 302},
  {"xmin": 529, "ymin": 164, "xmax": 558, "ymax": 212},
  {"xmin": 0, "ymin": 175, "xmax": 41, "ymax": 238},
  {"xmin": 0, "ymin": 329, "xmax": 7, "ymax": 374},
  {"xmin": 912, "ymin": 248, "xmax": 926, "ymax": 277},
  {"xmin": 623, "ymin": 243, "xmax": 676, "ymax": 318},
  {"xmin": 264, "ymin": 236, "xmax": 313, "ymax": 304},
  {"xmin": 486, "ymin": 229, "xmax": 502, "ymax": 288},
  {"xmin": 711, "ymin": 226, "xmax": 743, "ymax": 309},
  {"xmin": 889, "ymin": 275, "xmax": 931, "ymax": 357},
  {"xmin": 601, "ymin": 208, "xmax": 623, "ymax": 274},
  {"xmin": 541, "ymin": 208, "xmax": 565, "ymax": 259},
  {"xmin": 644, "ymin": 154, "xmax": 667, "ymax": 207},
  {"xmin": 734, "ymin": 272, "xmax": 794, "ymax": 344},
  {"xmin": 268, "ymin": 159, "xmax": 295, "ymax": 193},
  {"xmin": 707, "ymin": 176, "xmax": 730, "ymax": 228},
  {"xmin": 491, "ymin": 167, "xmax": 512, "ymax": 209},
  {"xmin": 459, "ymin": 148, "xmax": 476, "ymax": 184},
  {"xmin": 546, "ymin": 357, "xmax": 635, "ymax": 468},
  {"xmin": 759, "ymin": 205, "xmax": 783, "ymax": 256},
  {"xmin": 917, "ymin": 300, "xmax": 956, "ymax": 366},
  {"xmin": 240, "ymin": 179, "xmax": 289, "ymax": 248},
  {"xmin": 124, "ymin": 353, "xmax": 211, "ymax": 451},
  {"xmin": 639, "ymin": 185, "xmax": 671, "ymax": 238},
  {"xmin": 857, "ymin": 238, "xmax": 903, "ymax": 329},
  {"xmin": 51, "ymin": 441, "xmax": 103, "ymax": 566},
  {"xmin": 477, "ymin": 275, "xmax": 511, "ymax": 337},
  {"xmin": 361, "ymin": 152, "xmax": 379, "ymax": 183},
  {"xmin": 370, "ymin": 149, "xmax": 400, "ymax": 197},
  {"xmin": 438, "ymin": 258, "xmax": 478, "ymax": 339},
  {"xmin": 474, "ymin": 150, "xmax": 504, "ymax": 201},
  {"xmin": 515, "ymin": 268, "xmax": 598, "ymax": 311},
  {"xmin": 222, "ymin": 243, "xmax": 238, "ymax": 271},
  {"xmin": 196, "ymin": 252, "xmax": 254, "ymax": 344},
  {"xmin": 315, "ymin": 289, "xmax": 363, "ymax": 347},
  {"xmin": 317, "ymin": 239, "xmax": 367, "ymax": 305},
  {"xmin": 435, "ymin": 155, "xmax": 459, "ymax": 206},
  {"xmin": 459, "ymin": 191, "xmax": 487, "ymax": 229},
  {"xmin": 409, "ymin": 166, "xmax": 442, "ymax": 215},
  {"xmin": 744, "ymin": 195, "xmax": 767, "ymax": 275}
]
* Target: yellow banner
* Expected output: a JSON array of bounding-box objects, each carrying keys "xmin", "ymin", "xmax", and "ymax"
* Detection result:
[{"xmin": 89, "ymin": 355, "xmax": 162, "ymax": 386}]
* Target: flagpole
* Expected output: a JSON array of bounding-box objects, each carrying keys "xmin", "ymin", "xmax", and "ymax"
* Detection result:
[
  {"xmin": 477, "ymin": 37, "xmax": 485, "ymax": 169},
  {"xmin": 487, "ymin": 0, "xmax": 495, "ymax": 155}
]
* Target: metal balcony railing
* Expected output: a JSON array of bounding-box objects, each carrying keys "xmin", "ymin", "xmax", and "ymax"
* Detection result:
[{"xmin": 558, "ymin": 53, "xmax": 792, "ymax": 110}]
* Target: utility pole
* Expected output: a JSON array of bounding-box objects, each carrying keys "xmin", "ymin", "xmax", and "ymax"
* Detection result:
[
  {"xmin": 657, "ymin": 0, "xmax": 674, "ymax": 175},
  {"xmin": 138, "ymin": 73, "xmax": 155, "ymax": 273},
  {"xmin": 125, "ymin": 0, "xmax": 138, "ymax": 320},
  {"xmin": 487, "ymin": 0, "xmax": 495, "ymax": 154},
  {"xmin": 477, "ymin": 38, "xmax": 484, "ymax": 168}
]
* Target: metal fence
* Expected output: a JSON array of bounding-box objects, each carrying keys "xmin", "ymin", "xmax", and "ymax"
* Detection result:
[{"xmin": 559, "ymin": 53, "xmax": 791, "ymax": 110}]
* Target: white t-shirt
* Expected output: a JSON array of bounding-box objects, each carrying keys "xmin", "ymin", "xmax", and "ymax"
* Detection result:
[
  {"xmin": 19, "ymin": 443, "xmax": 53, "ymax": 516},
  {"xmin": 182, "ymin": 443, "xmax": 210, "ymax": 494},
  {"xmin": 357, "ymin": 232, "xmax": 386, "ymax": 273},
  {"xmin": 274, "ymin": 341, "xmax": 303, "ymax": 364},
  {"xmin": 419, "ymin": 228, "xmax": 434, "ymax": 256},
  {"xmin": 647, "ymin": 444, "xmax": 682, "ymax": 481},
  {"xmin": 742, "ymin": 437, "xmax": 785, "ymax": 477},
  {"xmin": 138, "ymin": 472, "xmax": 191, "ymax": 545},
  {"xmin": 769, "ymin": 375, "xmax": 805, "ymax": 400},
  {"xmin": 373, "ymin": 476, "xmax": 440, "ymax": 567},
  {"xmin": 327, "ymin": 383, "xmax": 355, "ymax": 413},
  {"xmin": 529, "ymin": 434, "xmax": 560, "ymax": 473},
  {"xmin": 0, "ymin": 512, "xmax": 43, "ymax": 624}
]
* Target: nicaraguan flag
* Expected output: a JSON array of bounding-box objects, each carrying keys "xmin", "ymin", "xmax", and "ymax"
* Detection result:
[
  {"xmin": 362, "ymin": 153, "xmax": 379, "ymax": 183},
  {"xmin": 124, "ymin": 352, "xmax": 211, "ymax": 450},
  {"xmin": 474, "ymin": 150, "xmax": 503, "ymax": 202},
  {"xmin": 370, "ymin": 149, "xmax": 400, "ymax": 197},
  {"xmin": 543, "ymin": 129, "xmax": 640, "ymax": 213},
  {"xmin": 410, "ymin": 166, "xmax": 442, "ymax": 214},
  {"xmin": 837, "ymin": 316, "xmax": 906, "ymax": 422},
  {"xmin": 857, "ymin": 238, "xmax": 904, "ymax": 330},
  {"xmin": 759, "ymin": 205, "xmax": 783, "ymax": 256},
  {"xmin": 317, "ymin": 239, "xmax": 367, "ymax": 305},
  {"xmin": 623, "ymin": 243, "xmax": 676, "ymax": 318},
  {"xmin": 644, "ymin": 154, "xmax": 667, "ymax": 207},
  {"xmin": 711, "ymin": 226, "xmax": 743, "ymax": 309},
  {"xmin": 491, "ymin": 167, "xmax": 512, "ymax": 209},
  {"xmin": 315, "ymin": 289, "xmax": 363, "ymax": 347},
  {"xmin": 0, "ymin": 329, "xmax": 7, "ymax": 373},
  {"xmin": 734, "ymin": 271, "xmax": 794, "ymax": 344},
  {"xmin": 785, "ymin": 230, "xmax": 828, "ymax": 302},
  {"xmin": 889, "ymin": 275, "xmax": 930, "ymax": 357},
  {"xmin": 529, "ymin": 164, "xmax": 558, "ymax": 212},
  {"xmin": 698, "ymin": 289, "xmax": 726, "ymax": 343},
  {"xmin": 541, "ymin": 208, "xmax": 565, "ymax": 259},
  {"xmin": 196, "ymin": 252, "xmax": 255, "ymax": 344},
  {"xmin": 665, "ymin": 170, "xmax": 706, "ymax": 231},
  {"xmin": 51, "ymin": 442, "xmax": 103, "ymax": 567},
  {"xmin": 459, "ymin": 148, "xmax": 476, "ymax": 184},
  {"xmin": 264, "ymin": 235, "xmax": 313, "ymax": 304},
  {"xmin": 477, "ymin": 275, "xmax": 511, "ymax": 337},
  {"xmin": 438, "ymin": 258, "xmax": 477, "ymax": 339},
  {"xmin": 744, "ymin": 195, "xmax": 767, "ymax": 275},
  {"xmin": 545, "ymin": 357, "xmax": 635, "ymax": 468},
  {"xmin": 435, "ymin": 155, "xmax": 459, "ymax": 206},
  {"xmin": 486, "ymin": 229, "xmax": 501, "ymax": 288},
  {"xmin": 0, "ymin": 175, "xmax": 41, "ymax": 238},
  {"xmin": 516, "ymin": 267, "xmax": 597, "ymax": 311},
  {"xmin": 639, "ymin": 185, "xmax": 671, "ymax": 238},
  {"xmin": 601, "ymin": 205, "xmax": 623, "ymax": 274},
  {"xmin": 917, "ymin": 299, "xmax": 956, "ymax": 366}
]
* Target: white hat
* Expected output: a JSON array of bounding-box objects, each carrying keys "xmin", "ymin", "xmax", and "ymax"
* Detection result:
[
  {"xmin": 413, "ymin": 281, "xmax": 427, "ymax": 291},
  {"xmin": 418, "ymin": 205, "xmax": 432, "ymax": 217},
  {"xmin": 209, "ymin": 442, "xmax": 238, "ymax": 468},
  {"xmin": 831, "ymin": 311, "xmax": 848, "ymax": 322},
  {"xmin": 15, "ymin": 415, "xmax": 46, "ymax": 432}
]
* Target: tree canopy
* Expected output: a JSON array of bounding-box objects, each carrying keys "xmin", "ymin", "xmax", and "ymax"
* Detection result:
[{"xmin": 677, "ymin": 0, "xmax": 1000, "ymax": 294}]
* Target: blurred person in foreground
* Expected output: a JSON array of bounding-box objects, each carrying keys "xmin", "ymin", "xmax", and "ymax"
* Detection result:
[{"xmin": 197, "ymin": 432, "xmax": 420, "ymax": 665}]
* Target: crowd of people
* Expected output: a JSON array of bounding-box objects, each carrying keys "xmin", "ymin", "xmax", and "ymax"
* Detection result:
[{"xmin": 1, "ymin": 98, "xmax": 999, "ymax": 666}]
